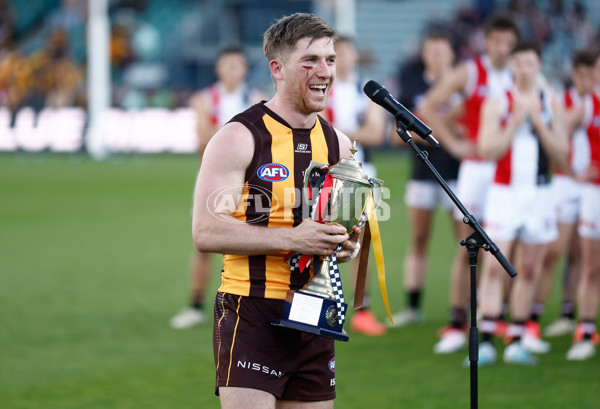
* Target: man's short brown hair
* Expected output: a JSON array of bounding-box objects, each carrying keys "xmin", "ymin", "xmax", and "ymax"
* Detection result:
[
  {"xmin": 572, "ymin": 49, "xmax": 597, "ymax": 69},
  {"xmin": 263, "ymin": 13, "xmax": 335, "ymax": 61},
  {"xmin": 484, "ymin": 12, "xmax": 520, "ymax": 39},
  {"xmin": 511, "ymin": 40, "xmax": 542, "ymax": 59}
]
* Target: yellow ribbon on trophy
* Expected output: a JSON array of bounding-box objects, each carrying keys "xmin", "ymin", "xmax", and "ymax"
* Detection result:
[{"xmin": 354, "ymin": 192, "xmax": 393, "ymax": 325}]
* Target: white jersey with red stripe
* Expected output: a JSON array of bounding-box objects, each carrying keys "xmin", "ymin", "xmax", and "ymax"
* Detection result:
[
  {"xmin": 578, "ymin": 91, "xmax": 600, "ymax": 239},
  {"xmin": 563, "ymin": 86, "xmax": 591, "ymax": 175},
  {"xmin": 325, "ymin": 74, "xmax": 374, "ymax": 177},
  {"xmin": 326, "ymin": 73, "xmax": 367, "ymax": 133},
  {"xmin": 205, "ymin": 83, "xmax": 256, "ymax": 127},
  {"xmin": 483, "ymin": 88, "xmax": 557, "ymax": 244},
  {"xmin": 451, "ymin": 56, "xmax": 512, "ymax": 222},
  {"xmin": 551, "ymin": 87, "xmax": 589, "ymax": 224},
  {"xmin": 463, "ymin": 55, "xmax": 513, "ymax": 146},
  {"xmin": 493, "ymin": 89, "xmax": 552, "ymax": 187},
  {"xmin": 582, "ymin": 91, "xmax": 600, "ymax": 185}
]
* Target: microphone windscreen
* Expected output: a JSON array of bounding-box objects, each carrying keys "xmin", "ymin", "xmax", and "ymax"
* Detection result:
[{"xmin": 363, "ymin": 80, "xmax": 388, "ymax": 104}]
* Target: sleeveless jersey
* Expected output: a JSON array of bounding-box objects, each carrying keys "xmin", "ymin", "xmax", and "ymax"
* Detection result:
[
  {"xmin": 463, "ymin": 56, "xmax": 513, "ymax": 146},
  {"xmin": 494, "ymin": 89, "xmax": 552, "ymax": 186},
  {"xmin": 584, "ymin": 92, "xmax": 600, "ymax": 185},
  {"xmin": 325, "ymin": 75, "xmax": 372, "ymax": 168},
  {"xmin": 219, "ymin": 102, "xmax": 341, "ymax": 300},
  {"xmin": 206, "ymin": 83, "xmax": 254, "ymax": 127},
  {"xmin": 558, "ymin": 87, "xmax": 590, "ymax": 175}
]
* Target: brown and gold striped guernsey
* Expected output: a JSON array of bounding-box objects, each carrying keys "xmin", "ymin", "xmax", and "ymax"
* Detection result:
[{"xmin": 219, "ymin": 102, "xmax": 340, "ymax": 300}]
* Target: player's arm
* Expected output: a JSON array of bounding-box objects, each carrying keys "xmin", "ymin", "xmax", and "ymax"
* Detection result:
[
  {"xmin": 532, "ymin": 94, "xmax": 569, "ymax": 169},
  {"xmin": 564, "ymin": 101, "xmax": 585, "ymax": 137},
  {"xmin": 345, "ymin": 100, "xmax": 386, "ymax": 147},
  {"xmin": 477, "ymin": 96, "xmax": 521, "ymax": 160},
  {"xmin": 421, "ymin": 63, "xmax": 475, "ymax": 159},
  {"xmin": 576, "ymin": 95, "xmax": 600, "ymax": 182},
  {"xmin": 189, "ymin": 91, "xmax": 219, "ymax": 160},
  {"xmin": 193, "ymin": 123, "xmax": 350, "ymax": 256},
  {"xmin": 336, "ymin": 128, "xmax": 353, "ymax": 157}
]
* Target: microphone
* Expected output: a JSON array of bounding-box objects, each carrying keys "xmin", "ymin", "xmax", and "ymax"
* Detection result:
[{"xmin": 363, "ymin": 80, "xmax": 440, "ymax": 148}]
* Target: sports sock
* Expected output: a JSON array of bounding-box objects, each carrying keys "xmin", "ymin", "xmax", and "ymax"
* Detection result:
[
  {"xmin": 450, "ymin": 307, "xmax": 467, "ymax": 329},
  {"xmin": 561, "ymin": 301, "xmax": 575, "ymax": 319},
  {"xmin": 582, "ymin": 321, "xmax": 597, "ymax": 340},
  {"xmin": 481, "ymin": 317, "xmax": 497, "ymax": 344},
  {"xmin": 529, "ymin": 302, "xmax": 544, "ymax": 322},
  {"xmin": 507, "ymin": 321, "xmax": 526, "ymax": 344},
  {"xmin": 191, "ymin": 290, "xmax": 204, "ymax": 310},
  {"xmin": 408, "ymin": 290, "xmax": 421, "ymax": 310}
]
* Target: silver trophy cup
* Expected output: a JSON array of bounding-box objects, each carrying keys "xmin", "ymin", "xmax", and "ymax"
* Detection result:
[{"xmin": 272, "ymin": 141, "xmax": 383, "ymax": 341}]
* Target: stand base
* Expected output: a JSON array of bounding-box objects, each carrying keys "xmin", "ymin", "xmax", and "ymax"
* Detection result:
[{"xmin": 271, "ymin": 290, "xmax": 349, "ymax": 342}]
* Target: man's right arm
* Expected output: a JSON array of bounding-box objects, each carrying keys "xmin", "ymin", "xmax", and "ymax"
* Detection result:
[
  {"xmin": 192, "ymin": 122, "xmax": 349, "ymax": 256},
  {"xmin": 477, "ymin": 96, "xmax": 524, "ymax": 161},
  {"xmin": 420, "ymin": 63, "xmax": 475, "ymax": 159},
  {"xmin": 189, "ymin": 91, "xmax": 219, "ymax": 160}
]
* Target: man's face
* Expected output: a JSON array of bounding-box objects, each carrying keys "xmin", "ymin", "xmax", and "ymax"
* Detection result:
[
  {"xmin": 279, "ymin": 37, "xmax": 336, "ymax": 115},
  {"xmin": 510, "ymin": 49, "xmax": 541, "ymax": 85},
  {"xmin": 486, "ymin": 30, "xmax": 518, "ymax": 68},
  {"xmin": 572, "ymin": 65, "xmax": 595, "ymax": 96},
  {"xmin": 421, "ymin": 38, "xmax": 454, "ymax": 75},
  {"xmin": 215, "ymin": 52, "xmax": 248, "ymax": 88},
  {"xmin": 334, "ymin": 40, "xmax": 358, "ymax": 74}
]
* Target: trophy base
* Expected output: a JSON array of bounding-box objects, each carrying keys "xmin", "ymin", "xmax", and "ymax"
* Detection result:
[{"xmin": 271, "ymin": 290, "xmax": 349, "ymax": 342}]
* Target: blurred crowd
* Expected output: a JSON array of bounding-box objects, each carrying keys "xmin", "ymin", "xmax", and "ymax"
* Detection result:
[
  {"xmin": 0, "ymin": 0, "xmax": 599, "ymax": 112},
  {"xmin": 396, "ymin": 0, "xmax": 598, "ymax": 94}
]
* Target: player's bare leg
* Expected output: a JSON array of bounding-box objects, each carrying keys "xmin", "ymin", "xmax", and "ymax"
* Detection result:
[
  {"xmin": 389, "ymin": 206, "xmax": 432, "ymax": 327},
  {"xmin": 220, "ymin": 387, "xmax": 276, "ymax": 409},
  {"xmin": 567, "ymin": 236, "xmax": 600, "ymax": 360},
  {"xmin": 536, "ymin": 223, "xmax": 580, "ymax": 337},
  {"xmin": 507, "ymin": 242, "xmax": 550, "ymax": 359},
  {"xmin": 462, "ymin": 239, "xmax": 515, "ymax": 367},
  {"xmin": 434, "ymin": 218, "xmax": 469, "ymax": 354}
]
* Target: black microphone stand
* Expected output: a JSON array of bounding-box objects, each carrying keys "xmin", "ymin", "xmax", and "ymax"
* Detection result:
[{"xmin": 395, "ymin": 122, "xmax": 517, "ymax": 409}]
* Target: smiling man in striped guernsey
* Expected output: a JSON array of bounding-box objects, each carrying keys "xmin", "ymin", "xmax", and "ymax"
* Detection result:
[{"xmin": 192, "ymin": 13, "xmax": 360, "ymax": 409}]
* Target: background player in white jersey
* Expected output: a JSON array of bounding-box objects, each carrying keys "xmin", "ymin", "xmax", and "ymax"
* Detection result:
[
  {"xmin": 170, "ymin": 45, "xmax": 264, "ymax": 329},
  {"xmin": 322, "ymin": 36, "xmax": 387, "ymax": 336},
  {"xmin": 421, "ymin": 14, "xmax": 519, "ymax": 354},
  {"xmin": 387, "ymin": 28, "xmax": 462, "ymax": 329},
  {"xmin": 562, "ymin": 67, "xmax": 600, "ymax": 361},
  {"xmin": 474, "ymin": 41, "xmax": 568, "ymax": 366},
  {"xmin": 530, "ymin": 51, "xmax": 596, "ymax": 339}
]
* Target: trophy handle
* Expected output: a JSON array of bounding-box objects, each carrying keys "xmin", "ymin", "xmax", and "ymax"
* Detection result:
[
  {"xmin": 369, "ymin": 178, "xmax": 384, "ymax": 211},
  {"xmin": 303, "ymin": 160, "xmax": 328, "ymax": 203}
]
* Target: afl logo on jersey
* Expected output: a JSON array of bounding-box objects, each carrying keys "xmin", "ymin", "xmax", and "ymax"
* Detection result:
[
  {"xmin": 258, "ymin": 163, "xmax": 289, "ymax": 182},
  {"xmin": 328, "ymin": 357, "xmax": 335, "ymax": 373}
]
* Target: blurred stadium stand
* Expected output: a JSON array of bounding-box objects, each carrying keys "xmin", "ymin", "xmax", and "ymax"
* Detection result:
[{"xmin": 2, "ymin": 0, "xmax": 600, "ymax": 154}]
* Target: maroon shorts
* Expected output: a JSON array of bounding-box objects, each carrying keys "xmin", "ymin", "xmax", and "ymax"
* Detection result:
[{"xmin": 213, "ymin": 292, "xmax": 336, "ymax": 401}]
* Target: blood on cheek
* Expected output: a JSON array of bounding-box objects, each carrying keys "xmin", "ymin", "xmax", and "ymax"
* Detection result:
[{"xmin": 300, "ymin": 65, "xmax": 313, "ymax": 110}]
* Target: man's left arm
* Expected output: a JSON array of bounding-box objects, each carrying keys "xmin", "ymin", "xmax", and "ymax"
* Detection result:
[
  {"xmin": 532, "ymin": 95, "xmax": 569, "ymax": 170},
  {"xmin": 349, "ymin": 100, "xmax": 386, "ymax": 147}
]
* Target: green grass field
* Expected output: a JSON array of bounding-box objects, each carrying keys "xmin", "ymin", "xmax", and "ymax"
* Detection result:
[{"xmin": 1, "ymin": 152, "xmax": 598, "ymax": 409}]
